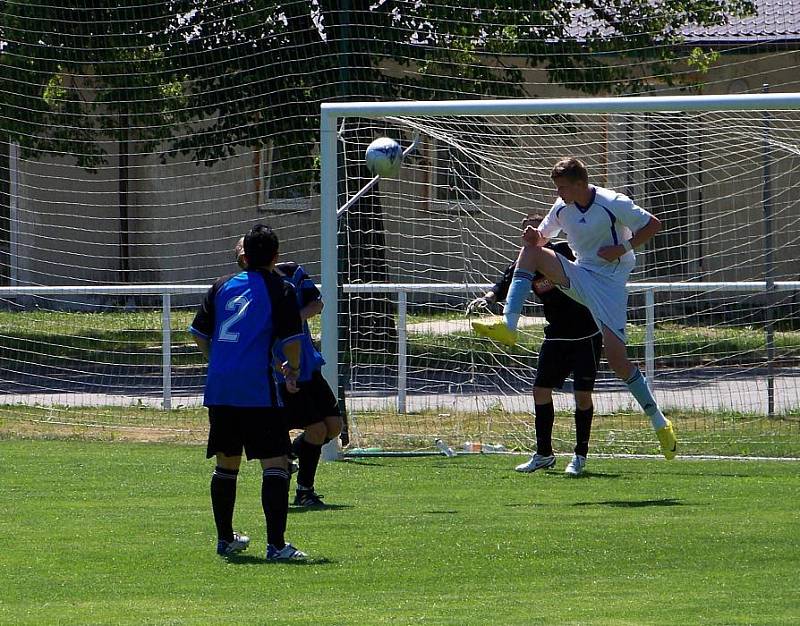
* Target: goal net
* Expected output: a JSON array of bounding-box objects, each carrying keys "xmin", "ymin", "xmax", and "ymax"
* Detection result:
[{"xmin": 321, "ymin": 95, "xmax": 800, "ymax": 457}]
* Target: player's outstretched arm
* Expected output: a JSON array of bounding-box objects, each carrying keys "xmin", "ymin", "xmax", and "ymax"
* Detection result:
[
  {"xmin": 466, "ymin": 291, "xmax": 497, "ymax": 316},
  {"xmin": 465, "ymin": 261, "xmax": 517, "ymax": 315},
  {"xmin": 598, "ymin": 216, "xmax": 662, "ymax": 261}
]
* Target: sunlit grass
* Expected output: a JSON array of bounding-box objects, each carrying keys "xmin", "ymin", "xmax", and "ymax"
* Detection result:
[{"xmin": 1, "ymin": 439, "xmax": 798, "ymax": 625}]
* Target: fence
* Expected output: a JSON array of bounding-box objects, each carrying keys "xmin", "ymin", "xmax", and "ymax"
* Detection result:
[{"xmin": 1, "ymin": 281, "xmax": 797, "ymax": 414}]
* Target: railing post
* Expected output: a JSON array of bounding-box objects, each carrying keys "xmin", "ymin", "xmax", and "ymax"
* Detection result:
[
  {"xmin": 9, "ymin": 142, "xmax": 19, "ymax": 286},
  {"xmin": 397, "ymin": 290, "xmax": 407, "ymax": 413},
  {"xmin": 762, "ymin": 86, "xmax": 775, "ymax": 417},
  {"xmin": 162, "ymin": 292, "xmax": 172, "ymax": 410},
  {"xmin": 645, "ymin": 288, "xmax": 655, "ymax": 384}
]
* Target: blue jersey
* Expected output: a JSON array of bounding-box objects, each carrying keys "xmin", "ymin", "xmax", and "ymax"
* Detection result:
[
  {"xmin": 273, "ymin": 262, "xmax": 325, "ymax": 383},
  {"xmin": 189, "ymin": 269, "xmax": 303, "ymax": 407}
]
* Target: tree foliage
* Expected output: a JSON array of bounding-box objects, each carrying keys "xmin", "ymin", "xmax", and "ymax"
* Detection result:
[
  {"xmin": 0, "ymin": 0, "xmax": 188, "ymax": 168},
  {"xmin": 0, "ymin": 0, "xmax": 755, "ymax": 168}
]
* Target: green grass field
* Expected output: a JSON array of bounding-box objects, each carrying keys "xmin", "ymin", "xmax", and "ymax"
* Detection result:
[{"xmin": 2, "ymin": 439, "xmax": 798, "ymax": 625}]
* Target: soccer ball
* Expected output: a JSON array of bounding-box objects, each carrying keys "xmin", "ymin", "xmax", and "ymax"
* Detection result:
[{"xmin": 365, "ymin": 137, "xmax": 402, "ymax": 177}]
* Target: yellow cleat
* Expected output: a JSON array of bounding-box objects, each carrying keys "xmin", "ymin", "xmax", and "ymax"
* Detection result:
[
  {"xmin": 656, "ymin": 420, "xmax": 677, "ymax": 460},
  {"xmin": 471, "ymin": 320, "xmax": 518, "ymax": 347}
]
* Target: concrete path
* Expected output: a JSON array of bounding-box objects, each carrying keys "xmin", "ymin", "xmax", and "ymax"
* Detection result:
[{"xmin": 3, "ymin": 371, "xmax": 797, "ymax": 416}]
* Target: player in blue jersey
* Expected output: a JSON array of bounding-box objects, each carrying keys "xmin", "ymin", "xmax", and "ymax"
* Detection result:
[
  {"xmin": 468, "ymin": 214, "xmax": 601, "ymax": 476},
  {"xmin": 473, "ymin": 157, "xmax": 677, "ymax": 460},
  {"xmin": 274, "ymin": 262, "xmax": 342, "ymax": 507},
  {"xmin": 190, "ymin": 224, "xmax": 308, "ymax": 561},
  {"xmin": 235, "ymin": 238, "xmax": 342, "ymax": 507}
]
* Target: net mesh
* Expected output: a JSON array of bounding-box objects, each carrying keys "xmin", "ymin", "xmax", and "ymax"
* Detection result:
[
  {"xmin": 0, "ymin": 2, "xmax": 798, "ymax": 456},
  {"xmin": 333, "ymin": 110, "xmax": 800, "ymax": 455}
]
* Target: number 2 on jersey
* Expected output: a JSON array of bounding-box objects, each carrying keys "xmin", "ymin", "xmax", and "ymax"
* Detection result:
[{"xmin": 218, "ymin": 295, "xmax": 251, "ymax": 342}]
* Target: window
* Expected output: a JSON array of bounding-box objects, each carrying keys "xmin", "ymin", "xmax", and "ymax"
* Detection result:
[
  {"xmin": 432, "ymin": 141, "xmax": 482, "ymax": 210},
  {"xmin": 257, "ymin": 140, "xmax": 316, "ymax": 213}
]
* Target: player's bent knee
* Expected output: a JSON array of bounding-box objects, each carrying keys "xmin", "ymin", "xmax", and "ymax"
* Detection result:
[
  {"xmin": 215, "ymin": 453, "xmax": 242, "ymax": 470},
  {"xmin": 574, "ymin": 392, "xmax": 594, "ymax": 411},
  {"xmin": 304, "ymin": 421, "xmax": 327, "ymax": 444},
  {"xmin": 533, "ymin": 387, "xmax": 553, "ymax": 404},
  {"xmin": 517, "ymin": 244, "xmax": 541, "ymax": 270},
  {"xmin": 324, "ymin": 415, "xmax": 342, "ymax": 438}
]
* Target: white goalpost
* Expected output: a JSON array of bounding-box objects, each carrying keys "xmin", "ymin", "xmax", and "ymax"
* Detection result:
[{"xmin": 320, "ymin": 93, "xmax": 800, "ymax": 454}]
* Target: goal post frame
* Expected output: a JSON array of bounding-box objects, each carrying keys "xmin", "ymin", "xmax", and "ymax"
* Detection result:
[{"xmin": 318, "ymin": 92, "xmax": 800, "ymax": 394}]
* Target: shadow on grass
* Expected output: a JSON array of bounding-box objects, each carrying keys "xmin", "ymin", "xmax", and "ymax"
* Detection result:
[
  {"xmin": 567, "ymin": 471, "xmax": 623, "ymax": 479},
  {"xmin": 264, "ymin": 557, "xmax": 333, "ymax": 566},
  {"xmin": 572, "ymin": 497, "xmax": 684, "ymax": 508},
  {"xmin": 288, "ymin": 504, "xmax": 353, "ymax": 513},
  {"xmin": 622, "ymin": 467, "xmax": 754, "ymax": 479},
  {"xmin": 510, "ymin": 470, "xmax": 622, "ymax": 479},
  {"xmin": 224, "ymin": 554, "xmax": 333, "ymax": 566}
]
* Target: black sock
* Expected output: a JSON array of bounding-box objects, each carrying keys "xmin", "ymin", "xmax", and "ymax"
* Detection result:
[
  {"xmin": 262, "ymin": 467, "xmax": 289, "ymax": 549},
  {"xmin": 534, "ymin": 402, "xmax": 555, "ymax": 457},
  {"xmin": 574, "ymin": 406, "xmax": 594, "ymax": 458},
  {"xmin": 210, "ymin": 466, "xmax": 238, "ymax": 542},
  {"xmin": 296, "ymin": 438, "xmax": 323, "ymax": 491}
]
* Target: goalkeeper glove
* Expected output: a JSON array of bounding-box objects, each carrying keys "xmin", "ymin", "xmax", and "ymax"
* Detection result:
[{"xmin": 466, "ymin": 296, "xmax": 492, "ymax": 316}]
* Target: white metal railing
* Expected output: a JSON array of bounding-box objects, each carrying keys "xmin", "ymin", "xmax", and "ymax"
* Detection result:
[
  {"xmin": 0, "ymin": 284, "xmax": 206, "ymax": 410},
  {"xmin": 1, "ymin": 281, "xmax": 798, "ymax": 414},
  {"xmin": 341, "ymin": 281, "xmax": 800, "ymax": 414}
]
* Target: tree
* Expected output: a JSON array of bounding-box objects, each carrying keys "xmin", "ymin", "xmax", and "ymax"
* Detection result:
[
  {"xmin": 0, "ymin": 0, "xmax": 190, "ymax": 279},
  {"xmin": 0, "ymin": 0, "xmax": 753, "ymax": 298}
]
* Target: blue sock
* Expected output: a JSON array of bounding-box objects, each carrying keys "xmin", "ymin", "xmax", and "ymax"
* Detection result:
[
  {"xmin": 625, "ymin": 368, "xmax": 667, "ymax": 430},
  {"xmin": 503, "ymin": 269, "xmax": 535, "ymax": 331}
]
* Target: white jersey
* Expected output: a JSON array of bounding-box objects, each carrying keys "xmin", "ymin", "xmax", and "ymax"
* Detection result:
[{"xmin": 538, "ymin": 186, "xmax": 653, "ymax": 279}]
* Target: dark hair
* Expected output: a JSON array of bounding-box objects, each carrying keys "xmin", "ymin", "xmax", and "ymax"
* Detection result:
[
  {"xmin": 522, "ymin": 212, "xmax": 545, "ymax": 228},
  {"xmin": 550, "ymin": 157, "xmax": 589, "ymax": 183},
  {"xmin": 243, "ymin": 224, "xmax": 279, "ymax": 268}
]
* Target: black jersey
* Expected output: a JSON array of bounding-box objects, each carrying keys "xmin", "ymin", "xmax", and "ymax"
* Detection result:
[{"xmin": 491, "ymin": 242, "xmax": 598, "ymax": 340}]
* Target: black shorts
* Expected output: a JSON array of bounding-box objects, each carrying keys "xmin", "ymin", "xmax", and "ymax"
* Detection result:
[
  {"xmin": 281, "ymin": 370, "xmax": 341, "ymax": 429},
  {"xmin": 206, "ymin": 405, "xmax": 290, "ymax": 460},
  {"xmin": 534, "ymin": 333, "xmax": 603, "ymax": 392}
]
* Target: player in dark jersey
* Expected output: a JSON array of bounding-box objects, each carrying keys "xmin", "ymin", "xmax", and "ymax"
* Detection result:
[
  {"xmin": 273, "ymin": 262, "xmax": 342, "ymax": 507},
  {"xmin": 467, "ymin": 214, "xmax": 601, "ymax": 476},
  {"xmin": 190, "ymin": 224, "xmax": 308, "ymax": 561},
  {"xmin": 235, "ymin": 237, "xmax": 342, "ymax": 507}
]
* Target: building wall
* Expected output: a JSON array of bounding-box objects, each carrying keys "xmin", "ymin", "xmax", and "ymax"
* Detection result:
[{"xmin": 3, "ymin": 54, "xmax": 799, "ymax": 287}]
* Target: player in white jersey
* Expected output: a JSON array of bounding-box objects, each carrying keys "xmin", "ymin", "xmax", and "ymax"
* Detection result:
[{"xmin": 473, "ymin": 157, "xmax": 677, "ymax": 460}]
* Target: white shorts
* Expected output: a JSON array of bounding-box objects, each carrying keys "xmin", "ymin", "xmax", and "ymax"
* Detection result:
[{"xmin": 556, "ymin": 256, "xmax": 629, "ymax": 342}]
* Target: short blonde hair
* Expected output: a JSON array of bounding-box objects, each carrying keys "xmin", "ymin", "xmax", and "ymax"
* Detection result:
[{"xmin": 550, "ymin": 157, "xmax": 589, "ymax": 183}]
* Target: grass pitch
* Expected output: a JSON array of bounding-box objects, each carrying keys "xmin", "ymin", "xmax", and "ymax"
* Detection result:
[{"xmin": 1, "ymin": 439, "xmax": 798, "ymax": 625}]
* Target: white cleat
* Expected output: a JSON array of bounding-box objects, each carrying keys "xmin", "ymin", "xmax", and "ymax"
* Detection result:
[
  {"xmin": 267, "ymin": 542, "xmax": 308, "ymax": 561},
  {"xmin": 216, "ymin": 531, "xmax": 250, "ymax": 556},
  {"xmin": 564, "ymin": 454, "xmax": 586, "ymax": 477},
  {"xmin": 514, "ymin": 453, "xmax": 556, "ymax": 473}
]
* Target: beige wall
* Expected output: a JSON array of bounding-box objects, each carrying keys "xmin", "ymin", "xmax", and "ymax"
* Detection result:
[
  {"xmin": 11, "ymin": 146, "xmax": 322, "ymax": 286},
  {"xmin": 14, "ymin": 146, "xmax": 120, "ymax": 285}
]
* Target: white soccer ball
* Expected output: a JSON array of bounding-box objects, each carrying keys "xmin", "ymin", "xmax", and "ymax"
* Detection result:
[{"xmin": 365, "ymin": 137, "xmax": 402, "ymax": 177}]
